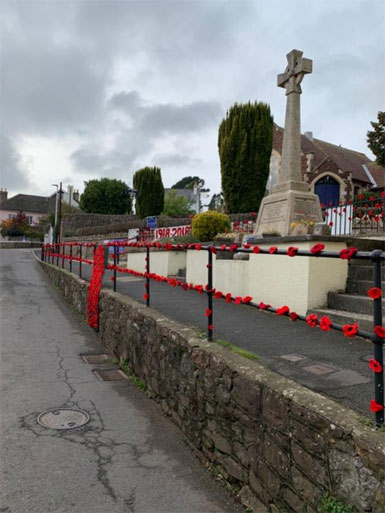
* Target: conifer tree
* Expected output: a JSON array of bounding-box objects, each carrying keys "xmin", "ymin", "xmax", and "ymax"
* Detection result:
[
  {"xmin": 133, "ymin": 167, "xmax": 164, "ymax": 218},
  {"xmin": 367, "ymin": 111, "xmax": 385, "ymax": 166},
  {"xmin": 218, "ymin": 102, "xmax": 273, "ymax": 213}
]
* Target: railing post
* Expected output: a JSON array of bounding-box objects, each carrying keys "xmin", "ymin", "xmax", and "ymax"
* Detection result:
[
  {"xmin": 41, "ymin": 244, "xmax": 44, "ymax": 261},
  {"xmin": 56, "ymin": 244, "xmax": 59, "ymax": 267},
  {"xmin": 371, "ymin": 250, "xmax": 384, "ymax": 426},
  {"xmin": 62, "ymin": 243, "xmax": 65, "ymax": 268},
  {"xmin": 69, "ymin": 244, "xmax": 73, "ymax": 273},
  {"xmin": 207, "ymin": 249, "xmax": 213, "ymax": 341},
  {"xmin": 79, "ymin": 244, "xmax": 82, "ymax": 279},
  {"xmin": 146, "ymin": 245, "xmax": 150, "ymax": 307},
  {"xmin": 113, "ymin": 245, "xmax": 117, "ymax": 293}
]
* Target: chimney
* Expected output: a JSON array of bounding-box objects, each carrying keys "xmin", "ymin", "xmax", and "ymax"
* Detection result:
[
  {"xmin": 305, "ymin": 131, "xmax": 313, "ymax": 141},
  {"xmin": 0, "ymin": 188, "xmax": 8, "ymax": 204},
  {"xmin": 67, "ymin": 185, "xmax": 74, "ymax": 205},
  {"xmin": 73, "ymin": 189, "xmax": 80, "ymax": 203}
]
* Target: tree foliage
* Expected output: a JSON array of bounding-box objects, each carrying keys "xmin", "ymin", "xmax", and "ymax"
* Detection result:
[
  {"xmin": 218, "ymin": 102, "xmax": 273, "ymax": 214},
  {"xmin": 79, "ymin": 178, "xmax": 132, "ymax": 215},
  {"xmin": 172, "ymin": 176, "xmax": 205, "ymax": 189},
  {"xmin": 208, "ymin": 193, "xmax": 224, "ymax": 211},
  {"xmin": 133, "ymin": 167, "xmax": 164, "ymax": 218},
  {"xmin": 162, "ymin": 190, "xmax": 194, "ymax": 217},
  {"xmin": 367, "ymin": 111, "xmax": 385, "ymax": 166}
]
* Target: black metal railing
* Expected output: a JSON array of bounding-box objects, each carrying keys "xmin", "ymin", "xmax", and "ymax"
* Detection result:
[{"xmin": 41, "ymin": 240, "xmax": 385, "ymax": 426}]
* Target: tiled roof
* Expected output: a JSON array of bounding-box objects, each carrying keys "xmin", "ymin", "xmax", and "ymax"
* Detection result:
[
  {"xmin": 0, "ymin": 194, "xmax": 49, "ymax": 214},
  {"xmin": 366, "ymin": 162, "xmax": 385, "ymax": 189},
  {"xmin": 311, "ymin": 138, "xmax": 371, "ymax": 183},
  {"xmin": 273, "ymin": 125, "xmax": 375, "ymax": 184}
]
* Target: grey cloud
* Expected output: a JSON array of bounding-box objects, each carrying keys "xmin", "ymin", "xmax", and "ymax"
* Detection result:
[
  {"xmin": 140, "ymin": 101, "xmax": 222, "ymax": 135},
  {"xmin": 70, "ymin": 146, "xmax": 134, "ymax": 176},
  {"xmin": 109, "ymin": 91, "xmax": 142, "ymax": 116},
  {"xmin": 152, "ymin": 153, "xmax": 202, "ymax": 168},
  {"xmin": 0, "ymin": 134, "xmax": 31, "ymax": 191},
  {"xmin": 2, "ymin": 41, "xmax": 107, "ymax": 134},
  {"xmin": 109, "ymin": 91, "xmax": 223, "ymax": 136}
]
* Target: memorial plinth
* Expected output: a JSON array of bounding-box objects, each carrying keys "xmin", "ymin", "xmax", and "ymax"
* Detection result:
[{"xmin": 254, "ymin": 49, "xmax": 324, "ymax": 237}]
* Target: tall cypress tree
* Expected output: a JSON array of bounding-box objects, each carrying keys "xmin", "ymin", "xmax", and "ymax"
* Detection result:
[
  {"xmin": 218, "ymin": 102, "xmax": 273, "ymax": 213},
  {"xmin": 133, "ymin": 167, "xmax": 164, "ymax": 218}
]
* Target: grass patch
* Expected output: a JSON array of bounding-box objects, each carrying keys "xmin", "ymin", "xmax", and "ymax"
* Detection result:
[
  {"xmin": 318, "ymin": 494, "xmax": 357, "ymax": 513},
  {"xmin": 215, "ymin": 339, "xmax": 258, "ymax": 360},
  {"xmin": 119, "ymin": 359, "xmax": 146, "ymax": 391}
]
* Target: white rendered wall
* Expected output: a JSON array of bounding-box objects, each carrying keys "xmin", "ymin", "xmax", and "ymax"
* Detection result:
[
  {"xmin": 127, "ymin": 250, "xmax": 187, "ymax": 277},
  {"xmin": 185, "ymin": 242, "xmax": 347, "ymax": 315}
]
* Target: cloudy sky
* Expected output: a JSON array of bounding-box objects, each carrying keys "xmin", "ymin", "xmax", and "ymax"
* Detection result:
[{"xmin": 1, "ymin": 0, "xmax": 384, "ymax": 200}]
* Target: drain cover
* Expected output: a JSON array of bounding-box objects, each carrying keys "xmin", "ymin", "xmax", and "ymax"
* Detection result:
[{"xmin": 37, "ymin": 408, "xmax": 89, "ymax": 430}]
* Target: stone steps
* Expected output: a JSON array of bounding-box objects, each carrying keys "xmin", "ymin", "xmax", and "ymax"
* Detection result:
[
  {"xmin": 346, "ymin": 279, "xmax": 384, "ymax": 295},
  {"xmin": 306, "ymin": 258, "xmax": 384, "ymax": 333},
  {"xmin": 307, "ymin": 308, "xmax": 373, "ymax": 332},
  {"xmin": 327, "ymin": 292, "xmax": 383, "ymax": 315}
]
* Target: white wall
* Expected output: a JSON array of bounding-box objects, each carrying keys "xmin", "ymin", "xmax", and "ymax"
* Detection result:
[
  {"xmin": 127, "ymin": 250, "xmax": 186, "ymax": 277},
  {"xmin": 126, "ymin": 243, "xmax": 348, "ymax": 315},
  {"xmin": 187, "ymin": 242, "xmax": 348, "ymax": 315}
]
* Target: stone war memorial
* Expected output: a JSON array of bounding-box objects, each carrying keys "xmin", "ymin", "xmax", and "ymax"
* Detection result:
[{"xmin": 254, "ymin": 49, "xmax": 325, "ymax": 237}]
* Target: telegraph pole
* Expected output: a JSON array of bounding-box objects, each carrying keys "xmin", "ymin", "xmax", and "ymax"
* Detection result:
[{"xmin": 57, "ymin": 182, "xmax": 63, "ymax": 243}]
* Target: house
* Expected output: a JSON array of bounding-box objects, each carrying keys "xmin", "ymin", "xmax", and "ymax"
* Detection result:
[
  {"xmin": 0, "ymin": 186, "xmax": 80, "ymax": 226},
  {"xmin": 0, "ymin": 190, "xmax": 50, "ymax": 225},
  {"xmin": 267, "ymin": 126, "xmax": 385, "ymax": 206}
]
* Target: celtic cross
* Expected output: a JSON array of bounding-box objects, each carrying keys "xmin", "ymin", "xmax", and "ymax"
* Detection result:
[{"xmin": 277, "ymin": 49, "xmax": 312, "ymax": 95}]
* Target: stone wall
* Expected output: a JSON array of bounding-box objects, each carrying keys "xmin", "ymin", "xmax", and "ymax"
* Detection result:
[
  {"xmin": 38, "ymin": 258, "xmax": 385, "ymax": 513},
  {"xmin": 0, "ymin": 241, "xmax": 42, "ymax": 248},
  {"xmin": 62, "ymin": 213, "xmax": 192, "ymax": 237}
]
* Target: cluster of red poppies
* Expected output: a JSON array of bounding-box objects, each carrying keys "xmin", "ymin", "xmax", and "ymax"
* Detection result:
[{"xmin": 87, "ymin": 246, "xmax": 105, "ymax": 329}]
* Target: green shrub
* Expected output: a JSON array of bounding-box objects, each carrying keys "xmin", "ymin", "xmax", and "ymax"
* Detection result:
[{"xmin": 191, "ymin": 211, "xmax": 231, "ymax": 242}]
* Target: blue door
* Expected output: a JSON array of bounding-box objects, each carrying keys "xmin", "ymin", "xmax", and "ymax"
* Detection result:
[{"xmin": 315, "ymin": 176, "xmax": 340, "ymax": 207}]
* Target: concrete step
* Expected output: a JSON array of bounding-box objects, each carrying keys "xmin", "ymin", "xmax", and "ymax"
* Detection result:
[
  {"xmin": 167, "ymin": 275, "xmax": 186, "ymax": 283},
  {"xmin": 346, "ymin": 238, "xmax": 385, "ymax": 251},
  {"xmin": 307, "ymin": 308, "xmax": 373, "ymax": 332},
  {"xmin": 346, "ymin": 279, "xmax": 379, "ymax": 295},
  {"xmin": 348, "ymin": 265, "xmax": 376, "ymax": 281},
  {"xmin": 327, "ymin": 291, "xmax": 384, "ymax": 315}
]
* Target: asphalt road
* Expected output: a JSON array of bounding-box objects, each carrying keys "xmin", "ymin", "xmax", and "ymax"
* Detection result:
[
  {"xmin": 56, "ymin": 251, "xmax": 379, "ymax": 418},
  {"xmin": 0, "ymin": 249, "xmax": 245, "ymax": 513}
]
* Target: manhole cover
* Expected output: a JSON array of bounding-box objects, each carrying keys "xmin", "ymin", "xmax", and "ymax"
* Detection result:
[
  {"xmin": 93, "ymin": 369, "xmax": 128, "ymax": 381},
  {"xmin": 37, "ymin": 408, "xmax": 90, "ymax": 430}
]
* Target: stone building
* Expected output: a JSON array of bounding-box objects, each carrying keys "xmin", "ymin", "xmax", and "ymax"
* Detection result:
[{"xmin": 267, "ymin": 125, "xmax": 385, "ymax": 206}]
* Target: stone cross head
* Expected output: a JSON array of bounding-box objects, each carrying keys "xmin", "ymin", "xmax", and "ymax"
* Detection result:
[{"xmin": 277, "ymin": 49, "xmax": 312, "ymax": 95}]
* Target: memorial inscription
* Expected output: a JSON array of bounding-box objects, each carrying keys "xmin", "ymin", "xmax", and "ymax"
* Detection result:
[
  {"xmin": 260, "ymin": 200, "xmax": 286, "ymax": 224},
  {"xmin": 293, "ymin": 198, "xmax": 319, "ymax": 220}
]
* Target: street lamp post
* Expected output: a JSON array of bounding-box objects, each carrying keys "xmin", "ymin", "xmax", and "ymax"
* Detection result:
[
  {"xmin": 57, "ymin": 182, "xmax": 63, "ymax": 243},
  {"xmin": 52, "ymin": 184, "xmax": 58, "ymax": 243}
]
